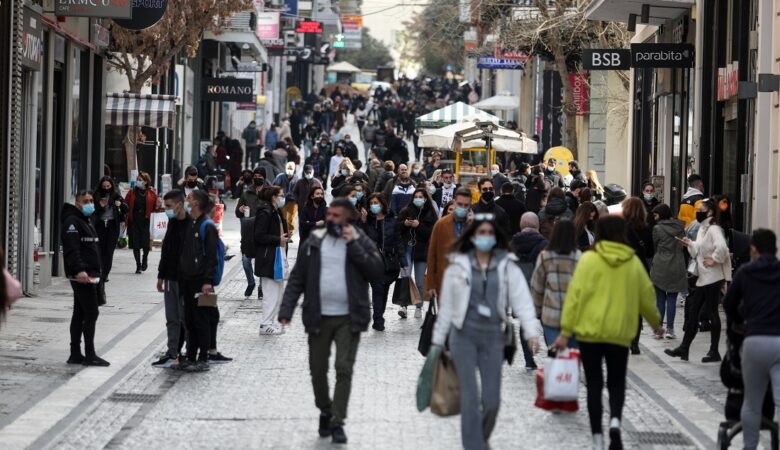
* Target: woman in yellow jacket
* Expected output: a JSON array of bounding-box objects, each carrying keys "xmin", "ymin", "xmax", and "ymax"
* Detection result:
[{"xmin": 553, "ymin": 216, "xmax": 661, "ymax": 450}]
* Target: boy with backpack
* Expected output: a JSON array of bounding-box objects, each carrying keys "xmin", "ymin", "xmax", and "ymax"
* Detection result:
[{"xmin": 175, "ymin": 190, "xmax": 227, "ymax": 372}]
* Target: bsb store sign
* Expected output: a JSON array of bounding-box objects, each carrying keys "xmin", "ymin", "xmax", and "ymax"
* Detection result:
[
  {"xmin": 202, "ymin": 78, "xmax": 254, "ymax": 103},
  {"xmin": 583, "ymin": 44, "xmax": 694, "ymax": 70}
]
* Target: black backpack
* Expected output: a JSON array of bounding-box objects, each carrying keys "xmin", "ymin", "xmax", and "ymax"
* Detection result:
[
  {"xmin": 240, "ymin": 216, "xmax": 256, "ymax": 257},
  {"xmin": 516, "ymin": 251, "xmax": 535, "ymax": 283}
]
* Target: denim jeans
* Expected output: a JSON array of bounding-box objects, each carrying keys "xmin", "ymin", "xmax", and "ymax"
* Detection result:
[
  {"xmin": 242, "ymin": 255, "xmax": 255, "ymax": 287},
  {"xmin": 543, "ymin": 325, "xmax": 578, "ymax": 349},
  {"xmin": 655, "ymin": 288, "xmax": 677, "ymax": 331},
  {"xmin": 406, "ymin": 247, "xmax": 426, "ymax": 310}
]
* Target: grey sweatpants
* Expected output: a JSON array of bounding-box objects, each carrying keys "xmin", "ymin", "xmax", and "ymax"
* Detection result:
[
  {"xmin": 450, "ymin": 322, "xmax": 504, "ymax": 450},
  {"xmin": 741, "ymin": 335, "xmax": 780, "ymax": 450},
  {"xmin": 164, "ymin": 280, "xmax": 184, "ymax": 358}
]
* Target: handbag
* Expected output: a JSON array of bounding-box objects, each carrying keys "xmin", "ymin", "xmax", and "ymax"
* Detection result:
[
  {"xmin": 543, "ymin": 349, "xmax": 580, "ymax": 401},
  {"xmin": 687, "ymin": 258, "xmax": 698, "ymax": 277},
  {"xmin": 380, "ymin": 248, "xmax": 400, "ymax": 273},
  {"xmin": 430, "ymin": 351, "xmax": 460, "ymax": 417},
  {"xmin": 197, "ymin": 293, "xmax": 218, "ymax": 307},
  {"xmin": 273, "ymin": 246, "xmax": 290, "ymax": 281},
  {"xmin": 504, "ymin": 319, "xmax": 518, "ymax": 365},
  {"xmin": 534, "ymin": 368, "xmax": 579, "ymax": 412},
  {"xmin": 409, "ymin": 276, "xmax": 422, "ymax": 305},
  {"xmin": 418, "ymin": 299, "xmax": 437, "ymax": 356},
  {"xmin": 392, "ymin": 276, "xmax": 412, "ymax": 307},
  {"xmin": 416, "ymin": 345, "xmax": 440, "ymax": 412}
]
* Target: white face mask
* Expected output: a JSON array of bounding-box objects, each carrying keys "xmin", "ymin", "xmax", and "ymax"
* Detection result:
[{"xmin": 286, "ymin": 169, "xmax": 294, "ymax": 176}]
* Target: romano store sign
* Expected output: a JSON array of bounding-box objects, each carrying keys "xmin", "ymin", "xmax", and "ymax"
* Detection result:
[{"xmin": 202, "ymin": 78, "xmax": 254, "ymax": 103}]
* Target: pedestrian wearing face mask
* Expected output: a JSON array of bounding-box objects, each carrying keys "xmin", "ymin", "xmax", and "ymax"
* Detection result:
[
  {"xmin": 543, "ymin": 158, "xmax": 564, "ymax": 189},
  {"xmin": 426, "ymin": 188, "xmax": 473, "ymax": 301},
  {"xmin": 398, "ymin": 187, "xmax": 438, "ymax": 318},
  {"xmin": 409, "ymin": 162, "xmax": 427, "ymax": 184},
  {"xmin": 62, "ymin": 191, "xmax": 109, "ymax": 367},
  {"xmin": 235, "ymin": 168, "xmax": 267, "ymax": 299},
  {"xmin": 641, "ymin": 182, "xmax": 660, "ymax": 226},
  {"xmin": 430, "ymin": 214, "xmax": 541, "ymax": 450},
  {"xmin": 254, "ymin": 186, "xmax": 290, "ymax": 335},
  {"xmin": 273, "ymin": 162, "xmax": 301, "ymax": 240},
  {"xmin": 178, "ymin": 166, "xmax": 206, "ymax": 198},
  {"xmin": 339, "ymin": 134, "xmax": 359, "ymax": 162},
  {"xmin": 125, "ymin": 172, "xmax": 159, "ymax": 274},
  {"xmin": 92, "ymin": 176, "xmax": 127, "ymax": 283},
  {"xmin": 472, "ymin": 178, "xmax": 511, "ymax": 237},
  {"xmin": 300, "ymin": 187, "xmax": 328, "ymax": 243}
]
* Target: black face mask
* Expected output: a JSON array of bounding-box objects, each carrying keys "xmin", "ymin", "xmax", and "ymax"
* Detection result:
[
  {"xmin": 313, "ymin": 197, "xmax": 324, "ymax": 205},
  {"xmin": 481, "ymin": 192, "xmax": 495, "ymax": 203},
  {"xmin": 326, "ymin": 221, "xmax": 342, "ymax": 237},
  {"xmin": 102, "ymin": 187, "xmax": 112, "ymax": 194},
  {"xmin": 253, "ymin": 178, "xmax": 264, "ymax": 186},
  {"xmin": 186, "ymin": 180, "xmax": 197, "ymax": 188},
  {"xmin": 243, "ymin": 175, "xmax": 252, "ymax": 184},
  {"xmin": 696, "ymin": 211, "xmax": 709, "ymax": 223}
]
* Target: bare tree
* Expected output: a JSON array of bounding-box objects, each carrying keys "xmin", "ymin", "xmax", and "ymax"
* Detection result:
[{"xmin": 108, "ymin": 0, "xmax": 251, "ymax": 178}]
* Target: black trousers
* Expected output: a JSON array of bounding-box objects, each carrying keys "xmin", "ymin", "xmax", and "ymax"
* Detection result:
[
  {"xmin": 70, "ymin": 281, "xmax": 100, "ymax": 357},
  {"xmin": 94, "ymin": 219, "xmax": 119, "ymax": 279},
  {"xmin": 580, "ymin": 342, "xmax": 629, "ymax": 435},
  {"xmin": 180, "ymin": 280, "xmax": 211, "ymax": 362},
  {"xmin": 681, "ymin": 281, "xmax": 722, "ymax": 353}
]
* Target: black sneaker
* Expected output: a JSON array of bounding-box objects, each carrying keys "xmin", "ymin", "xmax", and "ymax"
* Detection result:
[
  {"xmin": 664, "ymin": 346, "xmax": 689, "ymax": 361},
  {"xmin": 151, "ymin": 354, "xmax": 176, "ymax": 368},
  {"xmin": 67, "ymin": 354, "xmax": 85, "ymax": 365},
  {"xmin": 141, "ymin": 261, "xmax": 148, "ymax": 271},
  {"xmin": 372, "ymin": 323, "xmax": 385, "ymax": 331},
  {"xmin": 244, "ymin": 284, "xmax": 255, "ymax": 298},
  {"xmin": 608, "ymin": 427, "xmax": 623, "ymax": 450},
  {"xmin": 82, "ymin": 355, "xmax": 110, "ymax": 367},
  {"xmin": 331, "ymin": 425, "xmax": 347, "ymax": 444},
  {"xmin": 135, "ymin": 268, "xmax": 142, "ymax": 274},
  {"xmin": 170, "ymin": 359, "xmax": 193, "ymax": 371},
  {"xmin": 702, "ymin": 351, "xmax": 721, "ymax": 363},
  {"xmin": 208, "ymin": 352, "xmax": 233, "ymax": 364},
  {"xmin": 186, "ymin": 361, "xmax": 211, "ymax": 372},
  {"xmin": 318, "ymin": 414, "xmax": 332, "ymax": 437},
  {"xmin": 398, "ymin": 307, "xmax": 407, "ymax": 319},
  {"xmin": 630, "ymin": 343, "xmax": 640, "ymax": 355}
]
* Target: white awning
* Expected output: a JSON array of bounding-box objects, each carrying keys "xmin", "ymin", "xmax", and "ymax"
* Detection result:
[
  {"xmin": 473, "ymin": 94, "xmax": 520, "ymax": 111},
  {"xmin": 415, "ymin": 102, "xmax": 501, "ymax": 128},
  {"xmin": 203, "ymin": 30, "xmax": 267, "ymax": 62},
  {"xmin": 585, "ymin": 0, "xmax": 693, "ymax": 24},
  {"xmin": 106, "ymin": 93, "xmax": 177, "ymax": 129}
]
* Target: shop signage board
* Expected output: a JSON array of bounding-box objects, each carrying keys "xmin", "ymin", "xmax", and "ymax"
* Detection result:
[
  {"xmin": 21, "ymin": 7, "xmax": 44, "ymax": 71},
  {"xmin": 582, "ymin": 49, "xmax": 631, "ymax": 70},
  {"xmin": 256, "ymin": 12, "xmax": 280, "ymax": 40},
  {"xmin": 630, "ymin": 43, "xmax": 694, "ymax": 68},
  {"xmin": 114, "ymin": 0, "xmax": 168, "ymax": 31},
  {"xmin": 717, "ymin": 61, "xmax": 739, "ymax": 101},
  {"xmin": 202, "ymin": 78, "xmax": 254, "ymax": 103},
  {"xmin": 282, "ymin": 0, "xmax": 298, "ymax": 17},
  {"xmin": 341, "ymin": 16, "xmax": 362, "ymax": 50},
  {"xmin": 296, "ymin": 21, "xmax": 322, "ymax": 33},
  {"xmin": 55, "ymin": 0, "xmax": 132, "ymax": 19},
  {"xmin": 568, "ymin": 73, "xmax": 589, "ymax": 116},
  {"xmin": 494, "ymin": 47, "xmax": 527, "ymax": 60},
  {"xmin": 477, "ymin": 55, "xmax": 525, "ymax": 70}
]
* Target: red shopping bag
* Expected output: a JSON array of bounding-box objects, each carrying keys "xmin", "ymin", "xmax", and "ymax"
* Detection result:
[{"xmin": 534, "ymin": 368, "xmax": 579, "ymax": 412}]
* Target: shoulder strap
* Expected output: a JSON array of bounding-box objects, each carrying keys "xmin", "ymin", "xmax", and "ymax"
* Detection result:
[{"xmin": 199, "ymin": 219, "xmax": 216, "ymax": 244}]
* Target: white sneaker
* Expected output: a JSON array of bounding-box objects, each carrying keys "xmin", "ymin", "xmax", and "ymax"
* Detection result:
[
  {"xmin": 414, "ymin": 308, "xmax": 422, "ymax": 319},
  {"xmin": 259, "ymin": 325, "xmax": 284, "ymax": 336},
  {"xmin": 665, "ymin": 330, "xmax": 676, "ymax": 339},
  {"xmin": 677, "ymin": 293, "xmax": 686, "ymax": 307}
]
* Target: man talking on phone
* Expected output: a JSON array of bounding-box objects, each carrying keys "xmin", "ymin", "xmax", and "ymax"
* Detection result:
[
  {"xmin": 176, "ymin": 190, "xmax": 219, "ymax": 372},
  {"xmin": 279, "ymin": 197, "xmax": 383, "ymax": 444}
]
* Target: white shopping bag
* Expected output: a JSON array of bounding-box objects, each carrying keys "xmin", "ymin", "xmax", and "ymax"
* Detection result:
[
  {"xmin": 543, "ymin": 349, "xmax": 580, "ymax": 402},
  {"xmin": 150, "ymin": 212, "xmax": 169, "ymax": 241}
]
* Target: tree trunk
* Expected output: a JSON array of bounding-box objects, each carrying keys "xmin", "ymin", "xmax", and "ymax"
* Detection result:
[{"xmin": 124, "ymin": 79, "xmax": 145, "ymax": 180}]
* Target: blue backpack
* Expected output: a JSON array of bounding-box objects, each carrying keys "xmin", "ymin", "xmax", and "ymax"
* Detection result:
[{"xmin": 199, "ymin": 219, "xmax": 225, "ymax": 285}]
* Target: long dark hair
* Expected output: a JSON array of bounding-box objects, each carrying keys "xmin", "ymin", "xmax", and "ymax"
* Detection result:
[
  {"xmin": 94, "ymin": 176, "xmax": 117, "ymax": 199},
  {"xmin": 451, "ymin": 216, "xmax": 509, "ymax": 254},
  {"xmin": 401, "ymin": 187, "xmax": 435, "ymax": 218},
  {"xmin": 306, "ymin": 186, "xmax": 326, "ymax": 208},
  {"xmin": 546, "ymin": 220, "xmax": 577, "ymax": 254},
  {"xmin": 573, "ymin": 202, "xmax": 597, "ymax": 238},
  {"xmin": 595, "ymin": 216, "xmax": 630, "ymax": 246}
]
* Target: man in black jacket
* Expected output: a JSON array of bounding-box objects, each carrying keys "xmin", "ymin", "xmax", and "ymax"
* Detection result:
[
  {"xmin": 236, "ymin": 168, "xmax": 267, "ymax": 299},
  {"xmin": 472, "ymin": 178, "xmax": 511, "ymax": 237},
  {"xmin": 153, "ymin": 190, "xmax": 189, "ymax": 368},
  {"xmin": 177, "ymin": 190, "xmax": 219, "ymax": 372},
  {"xmin": 62, "ymin": 191, "xmax": 109, "ymax": 367},
  {"xmin": 495, "ymin": 181, "xmax": 527, "ymax": 236},
  {"xmin": 279, "ymin": 198, "xmax": 383, "ymax": 445}
]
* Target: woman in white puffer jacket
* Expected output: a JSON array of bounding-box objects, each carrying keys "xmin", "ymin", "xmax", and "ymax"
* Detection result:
[{"xmin": 665, "ymin": 198, "xmax": 731, "ymax": 363}]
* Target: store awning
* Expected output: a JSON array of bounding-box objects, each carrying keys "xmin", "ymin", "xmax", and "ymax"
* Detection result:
[
  {"xmin": 473, "ymin": 93, "xmax": 520, "ymax": 111},
  {"xmin": 203, "ymin": 30, "xmax": 267, "ymax": 62},
  {"xmin": 326, "ymin": 61, "xmax": 362, "ymax": 73},
  {"xmin": 415, "ymin": 102, "xmax": 502, "ymax": 128},
  {"xmin": 106, "ymin": 93, "xmax": 177, "ymax": 129},
  {"xmin": 585, "ymin": 0, "xmax": 693, "ymax": 24}
]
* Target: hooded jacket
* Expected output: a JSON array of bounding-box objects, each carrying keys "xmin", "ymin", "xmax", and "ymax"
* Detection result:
[
  {"xmin": 560, "ymin": 241, "xmax": 660, "ymax": 347},
  {"xmin": 61, "ymin": 203, "xmax": 102, "ymax": 278},
  {"xmin": 538, "ymin": 197, "xmax": 574, "ymax": 239},
  {"xmin": 678, "ymin": 188, "xmax": 704, "ymax": 229},
  {"xmin": 650, "ymin": 219, "xmax": 688, "ymax": 292},
  {"xmin": 278, "ymin": 228, "xmax": 383, "ymax": 334},
  {"xmin": 234, "ymin": 188, "xmax": 264, "ymax": 218},
  {"xmin": 432, "ymin": 251, "xmax": 541, "ymax": 347},
  {"xmin": 511, "ymin": 229, "xmax": 548, "ymax": 265},
  {"xmin": 688, "ymin": 217, "xmax": 732, "ymax": 287},
  {"xmin": 724, "ymin": 256, "xmax": 780, "ymax": 336}
]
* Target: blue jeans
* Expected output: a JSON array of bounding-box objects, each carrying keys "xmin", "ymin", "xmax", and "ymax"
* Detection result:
[
  {"xmin": 655, "ymin": 288, "xmax": 677, "ymax": 330},
  {"xmin": 543, "ymin": 325, "xmax": 578, "ymax": 349},
  {"xmin": 242, "ymin": 255, "xmax": 255, "ymax": 287},
  {"xmin": 406, "ymin": 247, "xmax": 426, "ymax": 310}
]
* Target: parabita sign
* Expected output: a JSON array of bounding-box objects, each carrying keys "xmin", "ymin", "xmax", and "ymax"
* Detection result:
[{"xmin": 202, "ymin": 78, "xmax": 254, "ymax": 103}]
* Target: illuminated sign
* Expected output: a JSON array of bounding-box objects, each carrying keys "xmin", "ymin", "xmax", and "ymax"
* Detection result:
[{"xmin": 296, "ymin": 21, "xmax": 323, "ymax": 33}]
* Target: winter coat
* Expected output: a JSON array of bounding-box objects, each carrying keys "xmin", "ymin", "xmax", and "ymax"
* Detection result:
[
  {"xmin": 253, "ymin": 200, "xmax": 289, "ymax": 279},
  {"xmin": 272, "ymin": 173, "xmax": 300, "ymax": 202},
  {"xmin": 178, "ymin": 214, "xmax": 219, "ymax": 284},
  {"xmin": 257, "ymin": 156, "xmax": 281, "ymax": 181},
  {"xmin": 61, "ymin": 203, "xmax": 101, "ymax": 278},
  {"xmin": 687, "ymin": 217, "xmax": 732, "ymax": 287},
  {"xmin": 157, "ymin": 215, "xmax": 190, "ymax": 281},
  {"xmin": 650, "ymin": 219, "xmax": 688, "ymax": 293},
  {"xmin": 495, "ymin": 195, "xmax": 527, "ymax": 236},
  {"xmin": 278, "ymin": 228, "xmax": 384, "ymax": 334},
  {"xmin": 234, "ymin": 188, "xmax": 264, "ymax": 218},
  {"xmin": 425, "ymin": 214, "xmax": 465, "ymax": 295},
  {"xmin": 525, "ymin": 175, "xmax": 547, "ymax": 213},
  {"xmin": 564, "ymin": 192, "xmax": 579, "ymax": 215},
  {"xmin": 397, "ymin": 203, "xmax": 438, "ymax": 262},
  {"xmin": 511, "ymin": 229, "xmax": 548, "ymax": 266},
  {"xmin": 374, "ymin": 171, "xmax": 395, "ymax": 194},
  {"xmin": 471, "ymin": 200, "xmax": 511, "ymax": 237},
  {"xmin": 292, "ymin": 177, "xmax": 323, "ymax": 206},
  {"xmin": 299, "ymin": 202, "xmax": 327, "ymax": 243},
  {"xmin": 125, "ymin": 187, "xmax": 158, "ymax": 221},
  {"xmin": 388, "ymin": 180, "xmax": 417, "ymax": 215},
  {"xmin": 544, "ymin": 169, "xmax": 564, "ymax": 189},
  {"xmin": 724, "ymin": 255, "xmax": 780, "ymax": 337},
  {"xmin": 530, "ymin": 250, "xmax": 581, "ymax": 328},
  {"xmin": 678, "ymin": 188, "xmax": 704, "ymax": 229},
  {"xmin": 561, "ymin": 241, "xmax": 660, "ymax": 347},
  {"xmin": 364, "ymin": 210, "xmax": 406, "ymax": 272},
  {"xmin": 93, "ymin": 189, "xmax": 128, "ymax": 224},
  {"xmin": 538, "ymin": 198, "xmax": 574, "ymax": 239},
  {"xmin": 627, "ymin": 225, "xmax": 654, "ymax": 271},
  {"xmin": 432, "ymin": 251, "xmax": 541, "ymax": 347}
]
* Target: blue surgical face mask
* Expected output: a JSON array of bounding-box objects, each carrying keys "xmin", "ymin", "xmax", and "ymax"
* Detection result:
[
  {"xmin": 349, "ymin": 196, "xmax": 358, "ymax": 206},
  {"xmin": 355, "ymin": 191, "xmax": 365, "ymax": 201},
  {"xmin": 165, "ymin": 209, "xmax": 177, "ymax": 219},
  {"xmin": 454, "ymin": 206, "xmax": 469, "ymax": 218},
  {"xmin": 428, "ymin": 186, "xmax": 436, "ymax": 195},
  {"xmin": 184, "ymin": 202, "xmax": 192, "ymax": 213},
  {"xmin": 413, "ymin": 198, "xmax": 425, "ymax": 208},
  {"xmin": 643, "ymin": 193, "xmax": 655, "ymax": 202},
  {"xmin": 370, "ymin": 204, "xmax": 382, "ymax": 215},
  {"xmin": 277, "ymin": 197, "xmax": 286, "ymax": 209},
  {"xmin": 81, "ymin": 203, "xmax": 95, "ymax": 217},
  {"xmin": 472, "ymin": 235, "xmax": 497, "ymax": 252},
  {"xmin": 341, "ymin": 169, "xmax": 349, "ymax": 176}
]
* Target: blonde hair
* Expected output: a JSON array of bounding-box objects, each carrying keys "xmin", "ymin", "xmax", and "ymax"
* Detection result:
[
  {"xmin": 430, "ymin": 169, "xmax": 442, "ymax": 181},
  {"xmin": 340, "ymin": 158, "xmax": 356, "ymax": 175},
  {"xmin": 585, "ymin": 170, "xmax": 604, "ymax": 196}
]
